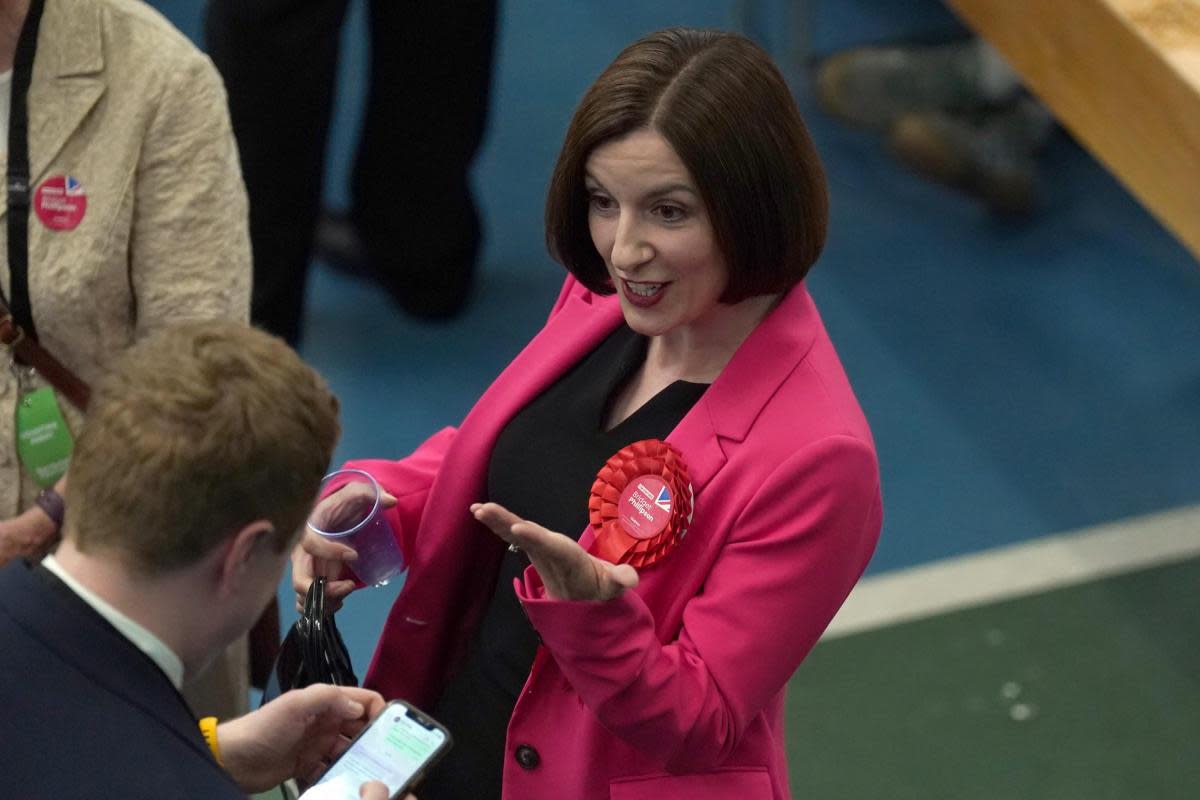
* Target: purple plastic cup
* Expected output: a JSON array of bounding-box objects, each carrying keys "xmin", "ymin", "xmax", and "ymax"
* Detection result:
[{"xmin": 308, "ymin": 469, "xmax": 405, "ymax": 587}]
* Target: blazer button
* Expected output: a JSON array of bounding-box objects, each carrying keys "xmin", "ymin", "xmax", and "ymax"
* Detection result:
[{"xmin": 514, "ymin": 744, "xmax": 540, "ymax": 770}]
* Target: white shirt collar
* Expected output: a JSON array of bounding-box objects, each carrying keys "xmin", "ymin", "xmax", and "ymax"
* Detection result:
[{"xmin": 41, "ymin": 554, "xmax": 185, "ymax": 690}]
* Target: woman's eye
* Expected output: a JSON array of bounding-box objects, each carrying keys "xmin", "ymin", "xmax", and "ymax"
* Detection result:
[
  {"xmin": 655, "ymin": 204, "xmax": 686, "ymax": 222},
  {"xmin": 589, "ymin": 194, "xmax": 615, "ymax": 212}
]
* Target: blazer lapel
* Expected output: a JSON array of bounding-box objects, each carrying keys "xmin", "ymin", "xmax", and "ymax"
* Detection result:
[
  {"xmin": 580, "ymin": 284, "xmax": 819, "ymax": 550},
  {"xmin": 675, "ymin": 284, "xmax": 820, "ymax": 492},
  {"xmin": 1, "ymin": 0, "xmax": 105, "ymax": 220}
]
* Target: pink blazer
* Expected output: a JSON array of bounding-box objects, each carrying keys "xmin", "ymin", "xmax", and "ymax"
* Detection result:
[{"xmin": 350, "ymin": 276, "xmax": 881, "ymax": 799}]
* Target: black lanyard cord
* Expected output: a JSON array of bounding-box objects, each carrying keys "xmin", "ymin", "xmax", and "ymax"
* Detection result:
[{"xmin": 4, "ymin": 0, "xmax": 47, "ymax": 342}]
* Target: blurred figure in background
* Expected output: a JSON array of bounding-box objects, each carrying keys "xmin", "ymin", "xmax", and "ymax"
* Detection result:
[
  {"xmin": 0, "ymin": 0, "xmax": 252, "ymax": 719},
  {"xmin": 205, "ymin": 0, "xmax": 498, "ymax": 343},
  {"xmin": 817, "ymin": 36, "xmax": 1055, "ymax": 215}
]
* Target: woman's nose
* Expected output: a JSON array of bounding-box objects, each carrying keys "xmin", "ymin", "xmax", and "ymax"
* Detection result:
[{"xmin": 610, "ymin": 214, "xmax": 651, "ymax": 272}]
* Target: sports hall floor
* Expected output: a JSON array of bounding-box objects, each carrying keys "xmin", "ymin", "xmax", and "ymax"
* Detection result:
[{"xmin": 154, "ymin": 2, "xmax": 1200, "ymax": 796}]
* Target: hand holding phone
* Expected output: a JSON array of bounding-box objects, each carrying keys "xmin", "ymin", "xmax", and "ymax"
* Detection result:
[
  {"xmin": 299, "ymin": 699, "xmax": 452, "ymax": 800},
  {"xmin": 355, "ymin": 783, "xmax": 391, "ymax": 800},
  {"xmin": 304, "ymin": 780, "xmax": 395, "ymax": 800}
]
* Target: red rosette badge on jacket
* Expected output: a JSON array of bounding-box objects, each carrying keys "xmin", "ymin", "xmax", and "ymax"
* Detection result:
[{"xmin": 588, "ymin": 439, "xmax": 693, "ymax": 567}]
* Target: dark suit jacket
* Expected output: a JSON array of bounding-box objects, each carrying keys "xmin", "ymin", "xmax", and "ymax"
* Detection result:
[{"xmin": 0, "ymin": 560, "xmax": 246, "ymax": 799}]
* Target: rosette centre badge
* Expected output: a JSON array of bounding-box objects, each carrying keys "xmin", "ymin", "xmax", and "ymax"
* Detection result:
[{"xmin": 588, "ymin": 439, "xmax": 693, "ymax": 567}]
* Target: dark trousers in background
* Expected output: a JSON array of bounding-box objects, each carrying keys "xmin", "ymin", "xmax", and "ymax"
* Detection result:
[{"xmin": 205, "ymin": 0, "xmax": 498, "ymax": 344}]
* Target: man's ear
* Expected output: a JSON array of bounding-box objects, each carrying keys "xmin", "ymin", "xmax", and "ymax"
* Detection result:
[{"xmin": 216, "ymin": 520, "xmax": 275, "ymax": 596}]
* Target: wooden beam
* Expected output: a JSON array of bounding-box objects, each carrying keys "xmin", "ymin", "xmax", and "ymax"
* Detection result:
[{"xmin": 944, "ymin": 0, "xmax": 1200, "ymax": 263}]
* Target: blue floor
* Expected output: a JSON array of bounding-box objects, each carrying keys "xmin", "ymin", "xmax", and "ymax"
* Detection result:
[{"xmin": 151, "ymin": 1, "xmax": 1200, "ymax": 669}]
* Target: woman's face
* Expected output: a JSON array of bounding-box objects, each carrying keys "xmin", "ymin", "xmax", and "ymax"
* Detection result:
[{"xmin": 584, "ymin": 128, "xmax": 729, "ymax": 340}]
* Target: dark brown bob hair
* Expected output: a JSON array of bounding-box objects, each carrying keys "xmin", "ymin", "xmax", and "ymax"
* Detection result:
[{"xmin": 546, "ymin": 27, "xmax": 828, "ymax": 303}]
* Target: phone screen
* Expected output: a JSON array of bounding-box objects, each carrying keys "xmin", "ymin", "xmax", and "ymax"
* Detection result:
[{"xmin": 299, "ymin": 703, "xmax": 449, "ymax": 799}]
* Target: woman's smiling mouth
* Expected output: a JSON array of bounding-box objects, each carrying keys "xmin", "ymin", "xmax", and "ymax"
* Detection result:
[{"xmin": 621, "ymin": 279, "xmax": 668, "ymax": 307}]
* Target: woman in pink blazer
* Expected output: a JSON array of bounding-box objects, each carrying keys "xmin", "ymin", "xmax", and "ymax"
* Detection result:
[{"xmin": 297, "ymin": 28, "xmax": 881, "ymax": 800}]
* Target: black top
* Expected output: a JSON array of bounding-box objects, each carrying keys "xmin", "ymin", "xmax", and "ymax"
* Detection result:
[{"xmin": 423, "ymin": 325, "xmax": 707, "ymax": 800}]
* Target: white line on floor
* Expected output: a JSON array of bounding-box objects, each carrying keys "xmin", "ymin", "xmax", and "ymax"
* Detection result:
[{"xmin": 823, "ymin": 504, "xmax": 1200, "ymax": 639}]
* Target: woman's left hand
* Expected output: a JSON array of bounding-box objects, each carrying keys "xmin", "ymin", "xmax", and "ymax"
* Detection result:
[{"xmin": 471, "ymin": 502, "xmax": 638, "ymax": 602}]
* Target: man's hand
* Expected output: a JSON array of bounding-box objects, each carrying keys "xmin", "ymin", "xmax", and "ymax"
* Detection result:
[
  {"xmin": 358, "ymin": 782, "xmax": 391, "ymax": 800},
  {"xmin": 217, "ymin": 684, "xmax": 386, "ymax": 792},
  {"xmin": 471, "ymin": 502, "xmax": 638, "ymax": 601},
  {"xmin": 301, "ymin": 779, "xmax": 414, "ymax": 799}
]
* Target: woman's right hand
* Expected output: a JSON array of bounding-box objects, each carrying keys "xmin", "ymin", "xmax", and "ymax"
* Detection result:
[
  {"xmin": 291, "ymin": 529, "xmax": 359, "ymax": 612},
  {"xmin": 291, "ymin": 482, "xmax": 397, "ymax": 611}
]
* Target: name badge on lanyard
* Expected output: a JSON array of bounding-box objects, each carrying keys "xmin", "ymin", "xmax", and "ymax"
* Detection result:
[{"xmin": 14, "ymin": 377, "xmax": 73, "ymax": 488}]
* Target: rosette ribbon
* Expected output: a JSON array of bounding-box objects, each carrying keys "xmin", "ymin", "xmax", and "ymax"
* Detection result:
[{"xmin": 587, "ymin": 438, "xmax": 693, "ymax": 567}]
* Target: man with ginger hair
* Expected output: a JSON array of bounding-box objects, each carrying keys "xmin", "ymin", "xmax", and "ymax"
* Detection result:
[{"xmin": 0, "ymin": 322, "xmax": 390, "ymax": 798}]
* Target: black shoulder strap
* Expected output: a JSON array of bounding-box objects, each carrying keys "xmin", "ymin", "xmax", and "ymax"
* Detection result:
[{"xmin": 5, "ymin": 0, "xmax": 48, "ymax": 341}]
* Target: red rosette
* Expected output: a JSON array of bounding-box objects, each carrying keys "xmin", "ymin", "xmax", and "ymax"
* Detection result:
[{"xmin": 587, "ymin": 439, "xmax": 693, "ymax": 566}]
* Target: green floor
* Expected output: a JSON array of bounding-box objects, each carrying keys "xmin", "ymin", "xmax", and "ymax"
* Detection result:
[{"xmin": 786, "ymin": 558, "xmax": 1200, "ymax": 799}]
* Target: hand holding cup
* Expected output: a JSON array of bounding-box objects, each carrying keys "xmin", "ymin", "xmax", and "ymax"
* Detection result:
[{"xmin": 293, "ymin": 471, "xmax": 401, "ymax": 611}]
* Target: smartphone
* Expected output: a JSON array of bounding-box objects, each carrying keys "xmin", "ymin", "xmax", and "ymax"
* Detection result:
[{"xmin": 299, "ymin": 699, "xmax": 452, "ymax": 800}]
